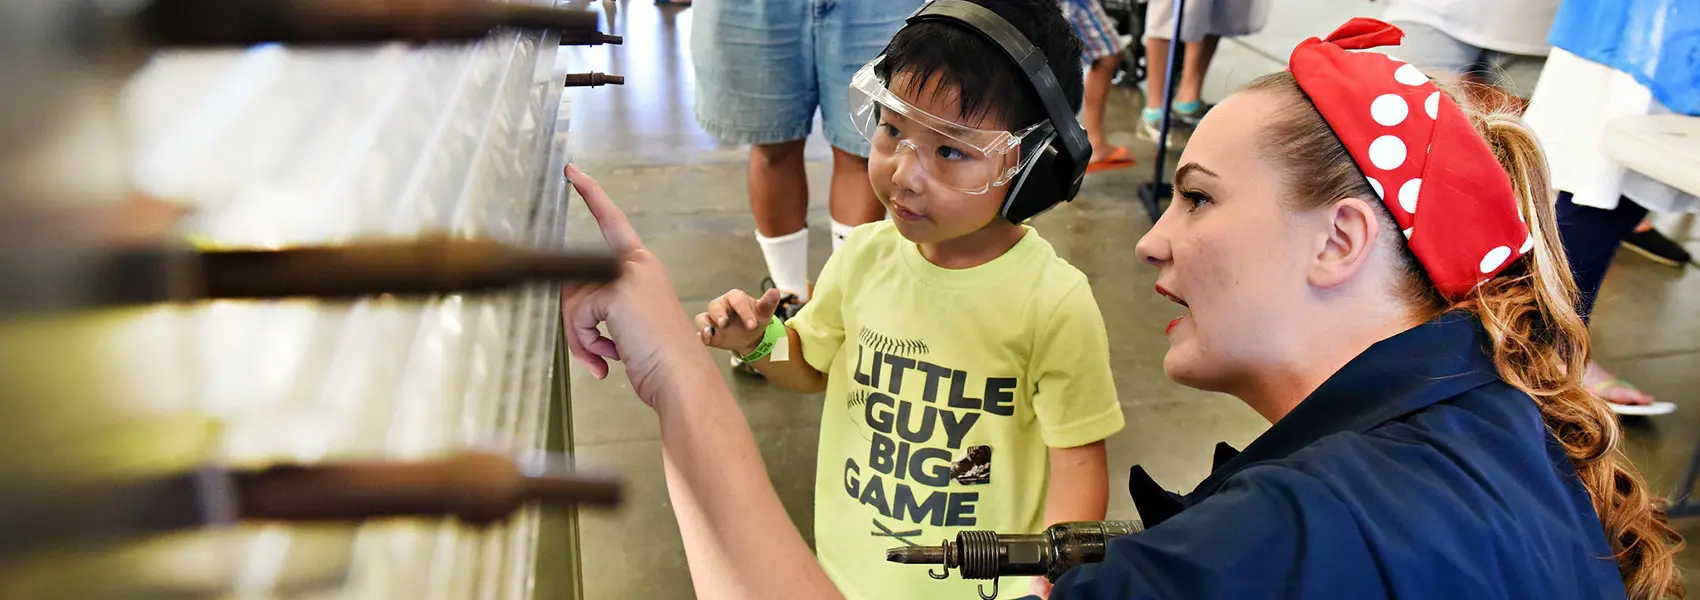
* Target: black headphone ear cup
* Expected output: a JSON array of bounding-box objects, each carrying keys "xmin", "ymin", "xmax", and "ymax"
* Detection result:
[
  {"xmin": 999, "ymin": 129, "xmax": 1079, "ymax": 223},
  {"xmin": 1044, "ymin": 123, "xmax": 1088, "ymax": 202}
]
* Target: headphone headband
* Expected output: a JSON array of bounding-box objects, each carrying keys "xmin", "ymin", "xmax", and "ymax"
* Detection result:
[{"xmin": 904, "ymin": 0, "xmax": 1092, "ymax": 170}]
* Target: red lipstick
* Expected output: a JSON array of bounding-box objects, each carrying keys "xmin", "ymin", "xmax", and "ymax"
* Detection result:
[{"xmin": 1157, "ymin": 285, "xmax": 1187, "ymax": 335}]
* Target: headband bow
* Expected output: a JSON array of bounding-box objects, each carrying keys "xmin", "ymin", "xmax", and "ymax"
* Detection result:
[{"xmin": 1289, "ymin": 18, "xmax": 1532, "ymax": 299}]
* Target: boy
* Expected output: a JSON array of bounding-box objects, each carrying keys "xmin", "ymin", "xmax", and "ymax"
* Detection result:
[{"xmin": 695, "ymin": 1, "xmax": 1124, "ymax": 598}]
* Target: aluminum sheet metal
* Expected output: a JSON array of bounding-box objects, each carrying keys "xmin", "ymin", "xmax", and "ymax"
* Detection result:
[{"xmin": 0, "ymin": 11, "xmax": 580, "ymax": 600}]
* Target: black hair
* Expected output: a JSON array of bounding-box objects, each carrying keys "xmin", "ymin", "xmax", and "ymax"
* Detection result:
[{"xmin": 875, "ymin": 0, "xmax": 1086, "ymax": 130}]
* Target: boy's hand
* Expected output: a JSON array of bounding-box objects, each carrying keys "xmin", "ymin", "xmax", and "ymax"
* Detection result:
[{"xmin": 695, "ymin": 288, "xmax": 784, "ymax": 354}]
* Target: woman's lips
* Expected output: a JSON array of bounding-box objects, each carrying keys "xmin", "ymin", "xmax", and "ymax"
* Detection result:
[
  {"xmin": 1157, "ymin": 284, "xmax": 1188, "ymax": 335},
  {"xmin": 1155, "ymin": 284, "xmax": 1187, "ymax": 307}
]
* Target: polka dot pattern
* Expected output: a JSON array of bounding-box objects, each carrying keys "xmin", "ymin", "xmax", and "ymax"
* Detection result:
[
  {"xmin": 1520, "ymin": 234, "xmax": 1534, "ymax": 254},
  {"xmin": 1398, "ymin": 179, "xmax": 1421, "ymax": 214},
  {"xmin": 1290, "ymin": 17, "xmax": 1535, "ymax": 298},
  {"xmin": 1371, "ymin": 94, "xmax": 1408, "ymax": 126},
  {"xmin": 1480, "ymin": 246, "xmax": 1513, "ymax": 273},
  {"xmin": 1394, "ymin": 64, "xmax": 1428, "ymax": 86},
  {"xmin": 1368, "ymin": 136, "xmax": 1406, "ymax": 170}
]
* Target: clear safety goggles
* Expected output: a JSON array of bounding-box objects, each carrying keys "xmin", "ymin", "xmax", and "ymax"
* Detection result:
[{"xmin": 848, "ymin": 56, "xmax": 1050, "ymax": 195}]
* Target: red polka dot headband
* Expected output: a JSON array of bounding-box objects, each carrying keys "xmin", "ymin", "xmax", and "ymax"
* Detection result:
[{"xmin": 1289, "ymin": 18, "xmax": 1532, "ymax": 299}]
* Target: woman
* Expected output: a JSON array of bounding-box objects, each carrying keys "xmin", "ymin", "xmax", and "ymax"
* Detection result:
[{"xmin": 559, "ymin": 18, "xmax": 1683, "ymax": 600}]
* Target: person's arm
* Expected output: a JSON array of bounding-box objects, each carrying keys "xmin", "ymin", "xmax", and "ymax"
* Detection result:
[
  {"xmin": 1043, "ymin": 441, "xmax": 1112, "ymax": 524},
  {"xmin": 652, "ymin": 349, "xmax": 844, "ymax": 600},
  {"xmin": 1027, "ymin": 281, "xmax": 1124, "ymax": 598},
  {"xmin": 697, "ymin": 291, "xmax": 827, "ymax": 392},
  {"xmin": 698, "ymin": 234, "xmax": 857, "ymax": 394},
  {"xmin": 741, "ymin": 325, "xmax": 827, "ymax": 393},
  {"xmin": 697, "ymin": 297, "xmax": 827, "ymax": 393},
  {"xmin": 559, "ymin": 166, "xmax": 842, "ymax": 600},
  {"xmin": 1031, "ymin": 441, "xmax": 1110, "ymax": 598}
]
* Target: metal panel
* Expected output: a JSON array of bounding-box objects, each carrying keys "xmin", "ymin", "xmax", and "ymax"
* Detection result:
[{"xmin": 0, "ymin": 6, "xmax": 585, "ymax": 598}]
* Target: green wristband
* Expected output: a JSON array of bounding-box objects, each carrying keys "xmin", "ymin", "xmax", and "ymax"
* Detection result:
[{"xmin": 737, "ymin": 319, "xmax": 787, "ymax": 364}]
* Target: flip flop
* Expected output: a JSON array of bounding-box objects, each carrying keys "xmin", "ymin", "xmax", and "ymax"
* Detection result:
[
  {"xmin": 1086, "ymin": 146, "xmax": 1136, "ymax": 174},
  {"xmin": 1610, "ymin": 402, "xmax": 1677, "ymax": 416},
  {"xmin": 1589, "ymin": 377, "xmax": 1677, "ymax": 416}
]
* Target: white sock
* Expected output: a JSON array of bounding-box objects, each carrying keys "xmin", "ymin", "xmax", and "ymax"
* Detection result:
[
  {"xmin": 830, "ymin": 219, "xmax": 858, "ymax": 254},
  {"xmin": 755, "ymin": 227, "xmax": 811, "ymax": 301}
]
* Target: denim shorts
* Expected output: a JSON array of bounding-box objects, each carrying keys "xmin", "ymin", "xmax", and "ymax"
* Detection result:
[{"xmin": 690, "ymin": 0, "xmax": 919, "ymax": 156}]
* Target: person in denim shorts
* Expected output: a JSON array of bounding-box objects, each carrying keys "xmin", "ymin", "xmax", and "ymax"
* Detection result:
[{"xmin": 691, "ymin": 0, "xmax": 919, "ymax": 321}]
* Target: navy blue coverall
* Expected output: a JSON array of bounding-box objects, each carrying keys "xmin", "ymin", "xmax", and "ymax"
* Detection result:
[{"xmin": 1045, "ymin": 313, "xmax": 1626, "ymax": 599}]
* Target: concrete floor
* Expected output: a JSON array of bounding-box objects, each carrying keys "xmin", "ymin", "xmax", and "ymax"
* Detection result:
[{"xmin": 555, "ymin": 2, "xmax": 1700, "ymax": 597}]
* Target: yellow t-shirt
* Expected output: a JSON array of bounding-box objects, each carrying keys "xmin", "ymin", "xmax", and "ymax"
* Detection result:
[{"xmin": 788, "ymin": 221, "xmax": 1125, "ymax": 600}]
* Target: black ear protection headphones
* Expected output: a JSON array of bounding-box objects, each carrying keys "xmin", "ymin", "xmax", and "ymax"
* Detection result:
[{"xmin": 902, "ymin": 0, "xmax": 1092, "ymax": 223}]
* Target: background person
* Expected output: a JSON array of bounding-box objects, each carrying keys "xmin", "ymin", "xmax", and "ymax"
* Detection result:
[
  {"xmin": 1137, "ymin": 0, "xmax": 1270, "ymax": 139},
  {"xmin": 1386, "ymin": 0, "xmax": 1687, "ymax": 415},
  {"xmin": 1061, "ymin": 0, "xmax": 1137, "ymax": 172},
  {"xmin": 1519, "ymin": 0, "xmax": 1697, "ymax": 415},
  {"xmin": 690, "ymin": 0, "xmax": 918, "ymax": 329}
]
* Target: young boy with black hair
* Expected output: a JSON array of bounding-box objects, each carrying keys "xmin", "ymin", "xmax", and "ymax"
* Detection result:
[{"xmin": 696, "ymin": 1, "xmax": 1123, "ymax": 598}]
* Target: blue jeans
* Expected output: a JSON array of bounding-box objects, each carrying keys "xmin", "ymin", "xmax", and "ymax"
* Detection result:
[
  {"xmin": 690, "ymin": 0, "xmax": 918, "ymax": 156},
  {"xmin": 1555, "ymin": 191, "xmax": 1647, "ymax": 322}
]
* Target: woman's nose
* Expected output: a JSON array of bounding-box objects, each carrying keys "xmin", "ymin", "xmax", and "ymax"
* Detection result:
[
  {"xmin": 1135, "ymin": 199, "xmax": 1183, "ymax": 265},
  {"xmin": 1135, "ymin": 224, "xmax": 1170, "ymax": 266}
]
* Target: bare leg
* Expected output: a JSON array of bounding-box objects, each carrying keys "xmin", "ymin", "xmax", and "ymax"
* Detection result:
[
  {"xmin": 1083, "ymin": 55, "xmax": 1120, "ymax": 162},
  {"xmin": 827, "ymin": 146, "xmax": 884, "ymax": 227},
  {"xmin": 1175, "ymin": 36, "xmax": 1220, "ymax": 105},
  {"xmin": 749, "ymin": 140, "xmax": 810, "ymax": 237},
  {"xmin": 1143, "ymin": 37, "xmax": 1171, "ymax": 110},
  {"xmin": 1584, "ymin": 361, "xmax": 1656, "ymax": 406}
]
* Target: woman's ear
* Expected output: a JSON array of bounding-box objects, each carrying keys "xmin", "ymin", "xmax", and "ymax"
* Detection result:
[{"xmin": 1307, "ymin": 196, "xmax": 1383, "ymax": 290}]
